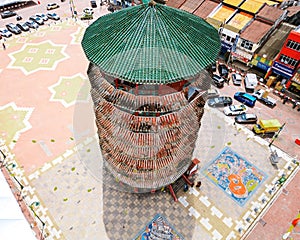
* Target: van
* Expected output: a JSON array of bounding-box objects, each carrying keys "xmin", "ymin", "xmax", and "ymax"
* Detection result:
[
  {"xmin": 234, "ymin": 92, "xmax": 256, "ymax": 107},
  {"xmin": 253, "ymin": 119, "xmax": 281, "ymax": 134},
  {"xmin": 244, "ymin": 73, "xmax": 258, "ymax": 91}
]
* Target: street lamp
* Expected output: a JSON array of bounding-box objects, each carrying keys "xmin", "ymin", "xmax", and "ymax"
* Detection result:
[{"xmin": 269, "ymin": 122, "xmax": 286, "ymax": 147}]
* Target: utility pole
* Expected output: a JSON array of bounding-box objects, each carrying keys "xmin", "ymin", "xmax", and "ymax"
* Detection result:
[{"xmin": 269, "ymin": 122, "xmax": 286, "ymax": 147}]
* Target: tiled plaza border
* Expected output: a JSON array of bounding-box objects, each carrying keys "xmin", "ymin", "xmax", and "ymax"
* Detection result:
[
  {"xmin": 0, "ymin": 138, "xmax": 62, "ymax": 240},
  {"xmin": 177, "ymin": 107, "xmax": 300, "ymax": 240}
]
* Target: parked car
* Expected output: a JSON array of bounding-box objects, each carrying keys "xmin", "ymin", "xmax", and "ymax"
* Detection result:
[
  {"xmin": 223, "ymin": 104, "xmax": 247, "ymax": 116},
  {"xmin": 83, "ymin": 7, "xmax": 94, "ymax": 15},
  {"xmin": 1, "ymin": 10, "xmax": 17, "ymax": 19},
  {"xmin": 218, "ymin": 64, "xmax": 229, "ymax": 79},
  {"xmin": 206, "ymin": 88, "xmax": 220, "ymax": 99},
  {"xmin": 80, "ymin": 14, "xmax": 93, "ymax": 20},
  {"xmin": 252, "ymin": 89, "xmax": 277, "ymax": 108},
  {"xmin": 207, "ymin": 96, "xmax": 232, "ymax": 107},
  {"xmin": 6, "ymin": 23, "xmax": 22, "ymax": 34},
  {"xmin": 0, "ymin": 28, "xmax": 13, "ymax": 38},
  {"xmin": 36, "ymin": 13, "xmax": 48, "ymax": 21},
  {"xmin": 234, "ymin": 92, "xmax": 256, "ymax": 107},
  {"xmin": 25, "ymin": 20, "xmax": 39, "ymax": 29},
  {"xmin": 212, "ymin": 74, "xmax": 225, "ymax": 88},
  {"xmin": 232, "ymin": 73, "xmax": 242, "ymax": 85},
  {"xmin": 235, "ymin": 113, "xmax": 257, "ymax": 124},
  {"xmin": 90, "ymin": 0, "xmax": 97, "ymax": 8},
  {"xmin": 47, "ymin": 3, "xmax": 59, "ymax": 10},
  {"xmin": 29, "ymin": 16, "xmax": 44, "ymax": 25},
  {"xmin": 16, "ymin": 22, "xmax": 29, "ymax": 31},
  {"xmin": 47, "ymin": 12, "xmax": 60, "ymax": 20}
]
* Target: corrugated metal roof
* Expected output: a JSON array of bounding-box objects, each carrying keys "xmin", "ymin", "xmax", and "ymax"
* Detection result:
[
  {"xmin": 179, "ymin": 0, "xmax": 204, "ymax": 13},
  {"xmin": 240, "ymin": 0, "xmax": 265, "ymax": 14},
  {"xmin": 166, "ymin": 0, "xmax": 186, "ymax": 9},
  {"xmin": 227, "ymin": 11, "xmax": 253, "ymax": 30},
  {"xmin": 193, "ymin": 0, "xmax": 219, "ymax": 19},
  {"xmin": 211, "ymin": 5, "xmax": 235, "ymax": 23},
  {"xmin": 240, "ymin": 19, "xmax": 272, "ymax": 43},
  {"xmin": 81, "ymin": 3, "xmax": 220, "ymax": 85},
  {"xmin": 256, "ymin": 22, "xmax": 295, "ymax": 59},
  {"xmin": 223, "ymin": 0, "xmax": 243, "ymax": 7},
  {"xmin": 256, "ymin": 4, "xmax": 285, "ymax": 23}
]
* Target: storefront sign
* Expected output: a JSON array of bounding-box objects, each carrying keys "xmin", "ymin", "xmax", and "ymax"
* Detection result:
[{"xmin": 272, "ymin": 62, "xmax": 294, "ymax": 77}]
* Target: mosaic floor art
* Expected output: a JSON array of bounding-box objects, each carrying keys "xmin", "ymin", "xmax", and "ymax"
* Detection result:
[
  {"xmin": 202, "ymin": 147, "xmax": 267, "ymax": 206},
  {"xmin": 134, "ymin": 214, "xmax": 184, "ymax": 240}
]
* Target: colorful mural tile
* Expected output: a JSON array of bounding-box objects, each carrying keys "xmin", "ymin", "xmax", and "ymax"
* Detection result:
[
  {"xmin": 202, "ymin": 147, "xmax": 267, "ymax": 206},
  {"xmin": 134, "ymin": 214, "xmax": 184, "ymax": 240}
]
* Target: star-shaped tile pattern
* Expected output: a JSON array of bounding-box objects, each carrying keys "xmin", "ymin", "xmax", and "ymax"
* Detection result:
[
  {"xmin": 49, "ymin": 73, "xmax": 90, "ymax": 107},
  {"xmin": 8, "ymin": 40, "xmax": 68, "ymax": 75},
  {"xmin": 0, "ymin": 102, "xmax": 33, "ymax": 149}
]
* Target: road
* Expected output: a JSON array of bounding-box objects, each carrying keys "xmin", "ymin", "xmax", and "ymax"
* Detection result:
[
  {"xmin": 0, "ymin": 0, "xmax": 110, "ymax": 27},
  {"xmin": 211, "ymin": 66, "xmax": 300, "ymax": 159}
]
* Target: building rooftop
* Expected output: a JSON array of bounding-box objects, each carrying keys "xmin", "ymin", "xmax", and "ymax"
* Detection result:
[
  {"xmin": 240, "ymin": 19, "xmax": 272, "ymax": 43},
  {"xmin": 193, "ymin": 0, "xmax": 220, "ymax": 20},
  {"xmin": 227, "ymin": 11, "xmax": 253, "ymax": 30},
  {"xmin": 256, "ymin": 3, "xmax": 285, "ymax": 24},
  {"xmin": 256, "ymin": 22, "xmax": 295, "ymax": 58},
  {"xmin": 179, "ymin": 0, "xmax": 204, "ymax": 13},
  {"xmin": 165, "ymin": 0, "xmax": 186, "ymax": 9},
  {"xmin": 210, "ymin": 5, "xmax": 236, "ymax": 23},
  {"xmin": 223, "ymin": 0, "xmax": 244, "ymax": 7},
  {"xmin": 239, "ymin": 0, "xmax": 264, "ymax": 14},
  {"xmin": 82, "ymin": 3, "xmax": 220, "ymax": 84}
]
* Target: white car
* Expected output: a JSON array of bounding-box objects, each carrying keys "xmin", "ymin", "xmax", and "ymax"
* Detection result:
[
  {"xmin": 83, "ymin": 7, "xmax": 94, "ymax": 15},
  {"xmin": 0, "ymin": 28, "xmax": 12, "ymax": 38},
  {"xmin": 47, "ymin": 12, "xmax": 60, "ymax": 20},
  {"xmin": 47, "ymin": 3, "xmax": 59, "ymax": 10},
  {"xmin": 223, "ymin": 104, "xmax": 247, "ymax": 116}
]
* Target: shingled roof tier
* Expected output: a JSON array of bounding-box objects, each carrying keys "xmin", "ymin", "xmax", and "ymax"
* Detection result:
[{"xmin": 81, "ymin": 2, "xmax": 220, "ymax": 84}]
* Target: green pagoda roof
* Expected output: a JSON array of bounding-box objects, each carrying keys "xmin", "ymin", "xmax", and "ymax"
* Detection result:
[{"xmin": 81, "ymin": 3, "xmax": 221, "ymax": 84}]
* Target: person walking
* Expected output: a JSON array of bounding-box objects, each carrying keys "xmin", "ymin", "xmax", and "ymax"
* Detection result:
[{"xmin": 0, "ymin": 36, "xmax": 6, "ymax": 50}]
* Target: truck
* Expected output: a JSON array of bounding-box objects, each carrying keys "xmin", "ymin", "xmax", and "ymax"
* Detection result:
[
  {"xmin": 253, "ymin": 119, "xmax": 282, "ymax": 134},
  {"xmin": 244, "ymin": 73, "xmax": 258, "ymax": 91},
  {"xmin": 252, "ymin": 89, "xmax": 277, "ymax": 107}
]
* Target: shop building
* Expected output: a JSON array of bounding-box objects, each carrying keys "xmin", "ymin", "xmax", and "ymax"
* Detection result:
[{"xmin": 265, "ymin": 26, "xmax": 300, "ymax": 93}]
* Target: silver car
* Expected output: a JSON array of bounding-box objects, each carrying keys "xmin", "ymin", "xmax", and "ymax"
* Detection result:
[{"xmin": 25, "ymin": 20, "xmax": 39, "ymax": 29}]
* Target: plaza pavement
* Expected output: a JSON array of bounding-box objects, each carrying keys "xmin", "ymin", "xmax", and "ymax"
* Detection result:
[{"xmin": 0, "ymin": 15, "xmax": 299, "ymax": 240}]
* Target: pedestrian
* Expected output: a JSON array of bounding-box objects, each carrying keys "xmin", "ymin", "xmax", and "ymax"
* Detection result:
[
  {"xmin": 0, "ymin": 36, "xmax": 6, "ymax": 50},
  {"xmin": 292, "ymin": 101, "xmax": 298, "ymax": 109}
]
